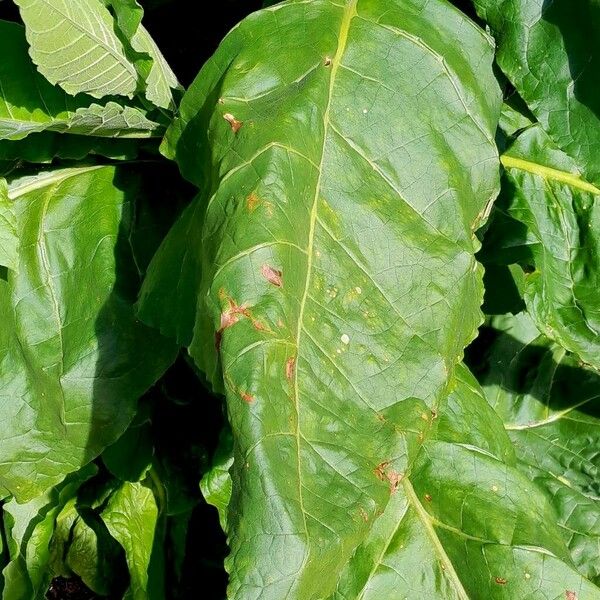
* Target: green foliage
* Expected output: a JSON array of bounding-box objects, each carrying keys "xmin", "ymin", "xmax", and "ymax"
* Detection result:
[{"xmin": 0, "ymin": 0, "xmax": 598, "ymax": 598}]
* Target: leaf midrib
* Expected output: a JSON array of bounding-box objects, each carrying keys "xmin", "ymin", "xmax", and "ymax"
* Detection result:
[
  {"xmin": 501, "ymin": 154, "xmax": 600, "ymax": 194},
  {"xmin": 403, "ymin": 478, "xmax": 470, "ymax": 600},
  {"xmin": 8, "ymin": 165, "xmax": 105, "ymax": 199},
  {"xmin": 292, "ymin": 0, "xmax": 357, "ymax": 568}
]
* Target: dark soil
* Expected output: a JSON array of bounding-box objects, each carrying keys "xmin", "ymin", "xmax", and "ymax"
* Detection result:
[{"xmin": 46, "ymin": 577, "xmax": 100, "ymax": 600}]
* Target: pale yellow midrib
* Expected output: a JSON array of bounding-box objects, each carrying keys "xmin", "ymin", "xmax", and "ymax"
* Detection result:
[
  {"xmin": 291, "ymin": 0, "xmax": 358, "ymax": 575},
  {"xmin": 402, "ymin": 479, "xmax": 470, "ymax": 600},
  {"xmin": 501, "ymin": 154, "xmax": 600, "ymax": 195},
  {"xmin": 8, "ymin": 165, "xmax": 105, "ymax": 199}
]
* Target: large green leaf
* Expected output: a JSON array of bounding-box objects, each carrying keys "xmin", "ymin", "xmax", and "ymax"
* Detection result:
[
  {"xmin": 474, "ymin": 0, "xmax": 600, "ymax": 184},
  {"xmin": 488, "ymin": 125, "xmax": 600, "ymax": 368},
  {"xmin": 13, "ymin": 0, "xmax": 139, "ymax": 99},
  {"xmin": 201, "ymin": 366, "xmax": 600, "ymax": 598},
  {"xmin": 474, "ymin": 311, "xmax": 600, "ymax": 586},
  {"xmin": 0, "ymin": 20, "xmax": 160, "ymax": 140},
  {"xmin": 141, "ymin": 0, "xmax": 502, "ymax": 596},
  {"xmin": 0, "ymin": 165, "xmax": 177, "ymax": 502}
]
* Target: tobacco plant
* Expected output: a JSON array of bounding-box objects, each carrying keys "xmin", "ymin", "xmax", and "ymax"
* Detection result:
[{"xmin": 0, "ymin": 0, "xmax": 598, "ymax": 598}]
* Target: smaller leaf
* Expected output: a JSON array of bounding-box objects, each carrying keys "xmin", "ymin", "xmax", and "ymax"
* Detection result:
[
  {"xmin": 2, "ymin": 465, "xmax": 96, "ymax": 600},
  {"xmin": 200, "ymin": 427, "xmax": 233, "ymax": 532},
  {"xmin": 499, "ymin": 126, "xmax": 600, "ymax": 367},
  {"xmin": 14, "ymin": 0, "xmax": 138, "ymax": 99},
  {"xmin": 101, "ymin": 480, "xmax": 161, "ymax": 600},
  {"xmin": 106, "ymin": 0, "xmax": 181, "ymax": 110},
  {"xmin": 0, "ymin": 21, "xmax": 161, "ymax": 141},
  {"xmin": 48, "ymin": 497, "xmax": 127, "ymax": 596},
  {"xmin": 66, "ymin": 509, "xmax": 128, "ymax": 596},
  {"xmin": 474, "ymin": 311, "xmax": 600, "ymax": 584}
]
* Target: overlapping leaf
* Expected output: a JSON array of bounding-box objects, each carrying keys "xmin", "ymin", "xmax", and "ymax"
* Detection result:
[
  {"xmin": 483, "ymin": 125, "xmax": 600, "ymax": 368},
  {"xmin": 0, "ymin": 165, "xmax": 176, "ymax": 502},
  {"xmin": 0, "ymin": 20, "xmax": 160, "ymax": 140},
  {"xmin": 13, "ymin": 0, "xmax": 139, "ymax": 99},
  {"xmin": 101, "ymin": 480, "xmax": 161, "ymax": 600},
  {"xmin": 105, "ymin": 0, "xmax": 181, "ymax": 109},
  {"xmin": 2, "ymin": 465, "xmax": 96, "ymax": 600},
  {"xmin": 141, "ymin": 0, "xmax": 502, "ymax": 596},
  {"xmin": 475, "ymin": 311, "xmax": 600, "ymax": 586},
  {"xmin": 0, "ymin": 132, "xmax": 143, "ymax": 166},
  {"xmin": 332, "ymin": 365, "xmax": 600, "ymax": 599},
  {"xmin": 474, "ymin": 0, "xmax": 600, "ymax": 183}
]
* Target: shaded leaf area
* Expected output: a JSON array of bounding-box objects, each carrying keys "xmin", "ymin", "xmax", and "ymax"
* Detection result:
[
  {"xmin": 0, "ymin": 177, "xmax": 18, "ymax": 271},
  {"xmin": 480, "ymin": 125, "xmax": 600, "ymax": 368},
  {"xmin": 474, "ymin": 0, "xmax": 600, "ymax": 184},
  {"xmin": 0, "ymin": 132, "xmax": 145, "ymax": 167},
  {"xmin": 0, "ymin": 165, "xmax": 178, "ymax": 502},
  {"xmin": 140, "ymin": 0, "xmax": 507, "ymax": 596},
  {"xmin": 468, "ymin": 311, "xmax": 600, "ymax": 586},
  {"xmin": 0, "ymin": 356, "xmax": 228, "ymax": 600}
]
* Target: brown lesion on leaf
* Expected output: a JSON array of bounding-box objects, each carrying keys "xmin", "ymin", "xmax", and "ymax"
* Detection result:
[
  {"xmin": 424, "ymin": 493, "xmax": 432, "ymax": 502},
  {"xmin": 246, "ymin": 191, "xmax": 260, "ymax": 211},
  {"xmin": 324, "ymin": 56, "xmax": 332, "ymax": 67},
  {"xmin": 223, "ymin": 112, "xmax": 243, "ymax": 133},
  {"xmin": 216, "ymin": 297, "xmax": 250, "ymax": 350},
  {"xmin": 224, "ymin": 374, "xmax": 256, "ymax": 405},
  {"xmin": 261, "ymin": 264, "xmax": 283, "ymax": 287},
  {"xmin": 431, "ymin": 409, "xmax": 438, "ymax": 419},
  {"xmin": 241, "ymin": 391, "xmax": 254, "ymax": 404},
  {"xmin": 215, "ymin": 292, "xmax": 272, "ymax": 350},
  {"xmin": 566, "ymin": 592, "xmax": 578, "ymax": 600},
  {"xmin": 374, "ymin": 461, "xmax": 390, "ymax": 481},
  {"xmin": 374, "ymin": 461, "xmax": 403, "ymax": 493},
  {"xmin": 285, "ymin": 356, "xmax": 296, "ymax": 381},
  {"xmin": 252, "ymin": 319, "xmax": 269, "ymax": 332},
  {"xmin": 386, "ymin": 470, "xmax": 403, "ymax": 493},
  {"xmin": 494, "ymin": 577, "xmax": 507, "ymax": 585}
]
